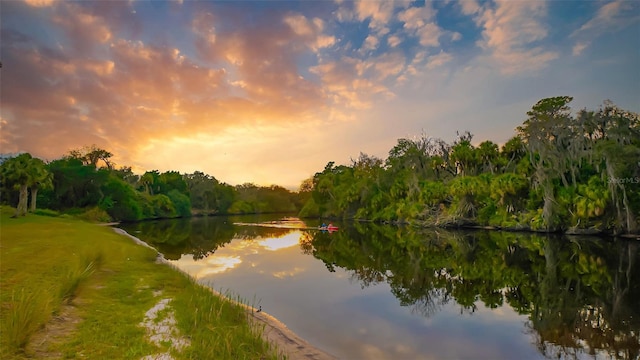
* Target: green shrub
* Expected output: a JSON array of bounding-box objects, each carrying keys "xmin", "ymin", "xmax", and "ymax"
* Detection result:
[
  {"xmin": 78, "ymin": 207, "xmax": 112, "ymax": 222},
  {"xmin": 228, "ymin": 200, "xmax": 253, "ymax": 214},
  {"xmin": 167, "ymin": 189, "xmax": 191, "ymax": 217},
  {"xmin": 31, "ymin": 208, "xmax": 60, "ymax": 217},
  {"xmin": 477, "ymin": 201, "xmax": 497, "ymax": 225},
  {"xmin": 101, "ymin": 177, "xmax": 143, "ymax": 221},
  {"xmin": 299, "ymin": 198, "xmax": 320, "ymax": 218},
  {"xmin": 151, "ymin": 194, "xmax": 177, "ymax": 218}
]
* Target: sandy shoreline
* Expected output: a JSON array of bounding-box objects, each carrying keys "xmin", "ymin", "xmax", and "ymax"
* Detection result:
[{"xmin": 111, "ymin": 227, "xmax": 337, "ymax": 360}]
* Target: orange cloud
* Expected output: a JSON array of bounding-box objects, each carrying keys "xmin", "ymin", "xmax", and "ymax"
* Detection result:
[
  {"xmin": 355, "ymin": 0, "xmax": 396, "ymax": 33},
  {"xmin": 1, "ymin": 3, "xmax": 346, "ymax": 180},
  {"xmin": 23, "ymin": 0, "xmax": 56, "ymax": 7}
]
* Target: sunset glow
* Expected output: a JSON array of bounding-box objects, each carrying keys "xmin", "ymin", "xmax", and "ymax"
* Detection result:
[
  {"xmin": 257, "ymin": 233, "xmax": 303, "ymax": 251},
  {"xmin": 2, "ymin": 1, "xmax": 638, "ymax": 189},
  {"xmin": 174, "ymin": 231, "xmax": 305, "ymax": 278}
]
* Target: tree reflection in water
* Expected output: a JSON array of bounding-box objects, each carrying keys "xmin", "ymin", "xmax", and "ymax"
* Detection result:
[
  {"xmin": 120, "ymin": 217, "xmax": 639, "ymax": 359},
  {"xmin": 304, "ymin": 224, "xmax": 639, "ymax": 360}
]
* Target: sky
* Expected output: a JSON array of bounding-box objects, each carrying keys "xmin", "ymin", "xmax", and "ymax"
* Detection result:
[{"xmin": 1, "ymin": 0, "xmax": 639, "ymax": 189}]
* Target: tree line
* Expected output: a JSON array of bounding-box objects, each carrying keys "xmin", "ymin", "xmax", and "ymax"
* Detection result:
[
  {"xmin": 0, "ymin": 145, "xmax": 303, "ymax": 222},
  {"xmin": 2, "ymin": 96, "xmax": 638, "ymax": 232},
  {"xmin": 299, "ymin": 97, "xmax": 640, "ymax": 235}
]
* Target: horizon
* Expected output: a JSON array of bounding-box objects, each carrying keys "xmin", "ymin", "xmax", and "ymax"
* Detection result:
[{"xmin": 2, "ymin": 0, "xmax": 639, "ymax": 190}]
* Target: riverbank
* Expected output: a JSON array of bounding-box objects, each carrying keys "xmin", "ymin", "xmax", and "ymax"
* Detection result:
[
  {"xmin": 0, "ymin": 207, "xmax": 298, "ymax": 359},
  {"xmin": 349, "ymin": 216, "xmax": 640, "ymax": 239},
  {"xmin": 113, "ymin": 227, "xmax": 337, "ymax": 360}
]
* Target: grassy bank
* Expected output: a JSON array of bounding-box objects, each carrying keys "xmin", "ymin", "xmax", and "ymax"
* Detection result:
[{"xmin": 0, "ymin": 206, "xmax": 282, "ymax": 359}]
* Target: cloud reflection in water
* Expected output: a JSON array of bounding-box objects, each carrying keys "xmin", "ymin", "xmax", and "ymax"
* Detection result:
[
  {"xmin": 175, "ymin": 230, "xmax": 304, "ymax": 279},
  {"xmin": 257, "ymin": 233, "xmax": 301, "ymax": 251}
]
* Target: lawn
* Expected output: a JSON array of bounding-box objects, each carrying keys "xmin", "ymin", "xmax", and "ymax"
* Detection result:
[{"xmin": 0, "ymin": 207, "xmax": 282, "ymax": 359}]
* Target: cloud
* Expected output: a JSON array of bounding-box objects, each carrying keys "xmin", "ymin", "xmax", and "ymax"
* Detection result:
[
  {"xmin": 24, "ymin": 0, "xmax": 56, "ymax": 7},
  {"xmin": 415, "ymin": 22, "xmax": 442, "ymax": 47},
  {"xmin": 283, "ymin": 14, "xmax": 336, "ymax": 51},
  {"xmin": 570, "ymin": 0, "xmax": 640, "ymax": 55},
  {"xmin": 387, "ymin": 35, "xmax": 402, "ymax": 48},
  {"xmin": 572, "ymin": 42, "xmax": 589, "ymax": 56},
  {"xmin": 371, "ymin": 52, "xmax": 406, "ymax": 81},
  {"xmin": 361, "ymin": 34, "xmax": 379, "ymax": 52},
  {"xmin": 355, "ymin": 0, "xmax": 395, "ymax": 33},
  {"xmin": 398, "ymin": 4, "xmax": 443, "ymax": 47},
  {"xmin": 192, "ymin": 11, "xmax": 217, "ymax": 45},
  {"xmin": 470, "ymin": 0, "xmax": 558, "ymax": 74},
  {"xmin": 193, "ymin": 10, "xmax": 331, "ymax": 109},
  {"xmin": 3, "ymin": 0, "xmax": 637, "ymax": 189},
  {"xmin": 397, "ymin": 5, "xmax": 436, "ymax": 29},
  {"xmin": 426, "ymin": 51, "xmax": 453, "ymax": 70},
  {"xmin": 1, "ymin": 4, "xmax": 337, "ymax": 171},
  {"xmin": 284, "ymin": 13, "xmax": 318, "ymax": 37},
  {"xmin": 574, "ymin": 0, "xmax": 638, "ymax": 34},
  {"xmin": 2, "ymin": 1, "xmax": 420, "ymax": 172},
  {"xmin": 459, "ymin": 0, "xmax": 481, "ymax": 16},
  {"xmin": 48, "ymin": 2, "xmax": 140, "ymax": 55},
  {"xmin": 310, "ymin": 57, "xmax": 393, "ymax": 110},
  {"xmin": 52, "ymin": 3, "xmax": 113, "ymax": 52}
]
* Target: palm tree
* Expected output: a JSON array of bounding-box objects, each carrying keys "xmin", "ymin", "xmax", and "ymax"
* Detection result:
[
  {"xmin": 0, "ymin": 153, "xmax": 48, "ymax": 217},
  {"xmin": 28, "ymin": 158, "xmax": 53, "ymax": 212},
  {"xmin": 490, "ymin": 173, "xmax": 528, "ymax": 213},
  {"xmin": 139, "ymin": 171, "xmax": 157, "ymax": 195},
  {"xmin": 450, "ymin": 132, "xmax": 477, "ymax": 177},
  {"xmin": 476, "ymin": 140, "xmax": 499, "ymax": 174},
  {"xmin": 500, "ymin": 136, "xmax": 526, "ymax": 173}
]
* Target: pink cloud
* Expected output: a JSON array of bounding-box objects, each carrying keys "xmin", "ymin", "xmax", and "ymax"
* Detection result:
[
  {"xmin": 1, "ymin": 4, "xmax": 339, "ymax": 170},
  {"xmin": 398, "ymin": 4, "xmax": 442, "ymax": 47},
  {"xmin": 472, "ymin": 0, "xmax": 558, "ymax": 74}
]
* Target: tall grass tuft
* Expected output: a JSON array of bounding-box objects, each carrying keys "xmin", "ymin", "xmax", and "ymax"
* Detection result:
[
  {"xmin": 172, "ymin": 278, "xmax": 284, "ymax": 359},
  {"xmin": 59, "ymin": 252, "xmax": 104, "ymax": 304},
  {"xmin": 2, "ymin": 288, "xmax": 54, "ymax": 352}
]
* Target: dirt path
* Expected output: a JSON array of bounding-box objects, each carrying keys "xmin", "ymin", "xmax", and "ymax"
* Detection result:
[{"xmin": 25, "ymin": 301, "xmax": 82, "ymax": 358}]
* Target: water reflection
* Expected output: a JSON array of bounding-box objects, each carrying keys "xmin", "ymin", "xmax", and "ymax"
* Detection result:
[
  {"xmin": 118, "ymin": 217, "xmax": 640, "ymax": 360},
  {"xmin": 258, "ymin": 233, "xmax": 301, "ymax": 251}
]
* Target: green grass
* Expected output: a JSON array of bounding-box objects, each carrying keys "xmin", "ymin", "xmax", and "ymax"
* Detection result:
[
  {"xmin": 0, "ymin": 206, "xmax": 282, "ymax": 359},
  {"xmin": 3, "ymin": 288, "xmax": 54, "ymax": 351}
]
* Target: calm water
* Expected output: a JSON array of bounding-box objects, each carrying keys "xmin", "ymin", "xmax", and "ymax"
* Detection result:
[{"xmin": 118, "ymin": 216, "xmax": 640, "ymax": 360}]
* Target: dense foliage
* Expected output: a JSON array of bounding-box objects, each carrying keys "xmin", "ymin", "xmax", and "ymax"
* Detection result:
[
  {"xmin": 299, "ymin": 97, "xmax": 640, "ymax": 235},
  {"xmin": 0, "ymin": 145, "xmax": 302, "ymax": 222}
]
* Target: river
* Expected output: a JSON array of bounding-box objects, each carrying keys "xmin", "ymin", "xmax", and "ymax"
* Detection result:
[{"xmin": 118, "ymin": 215, "xmax": 640, "ymax": 360}]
